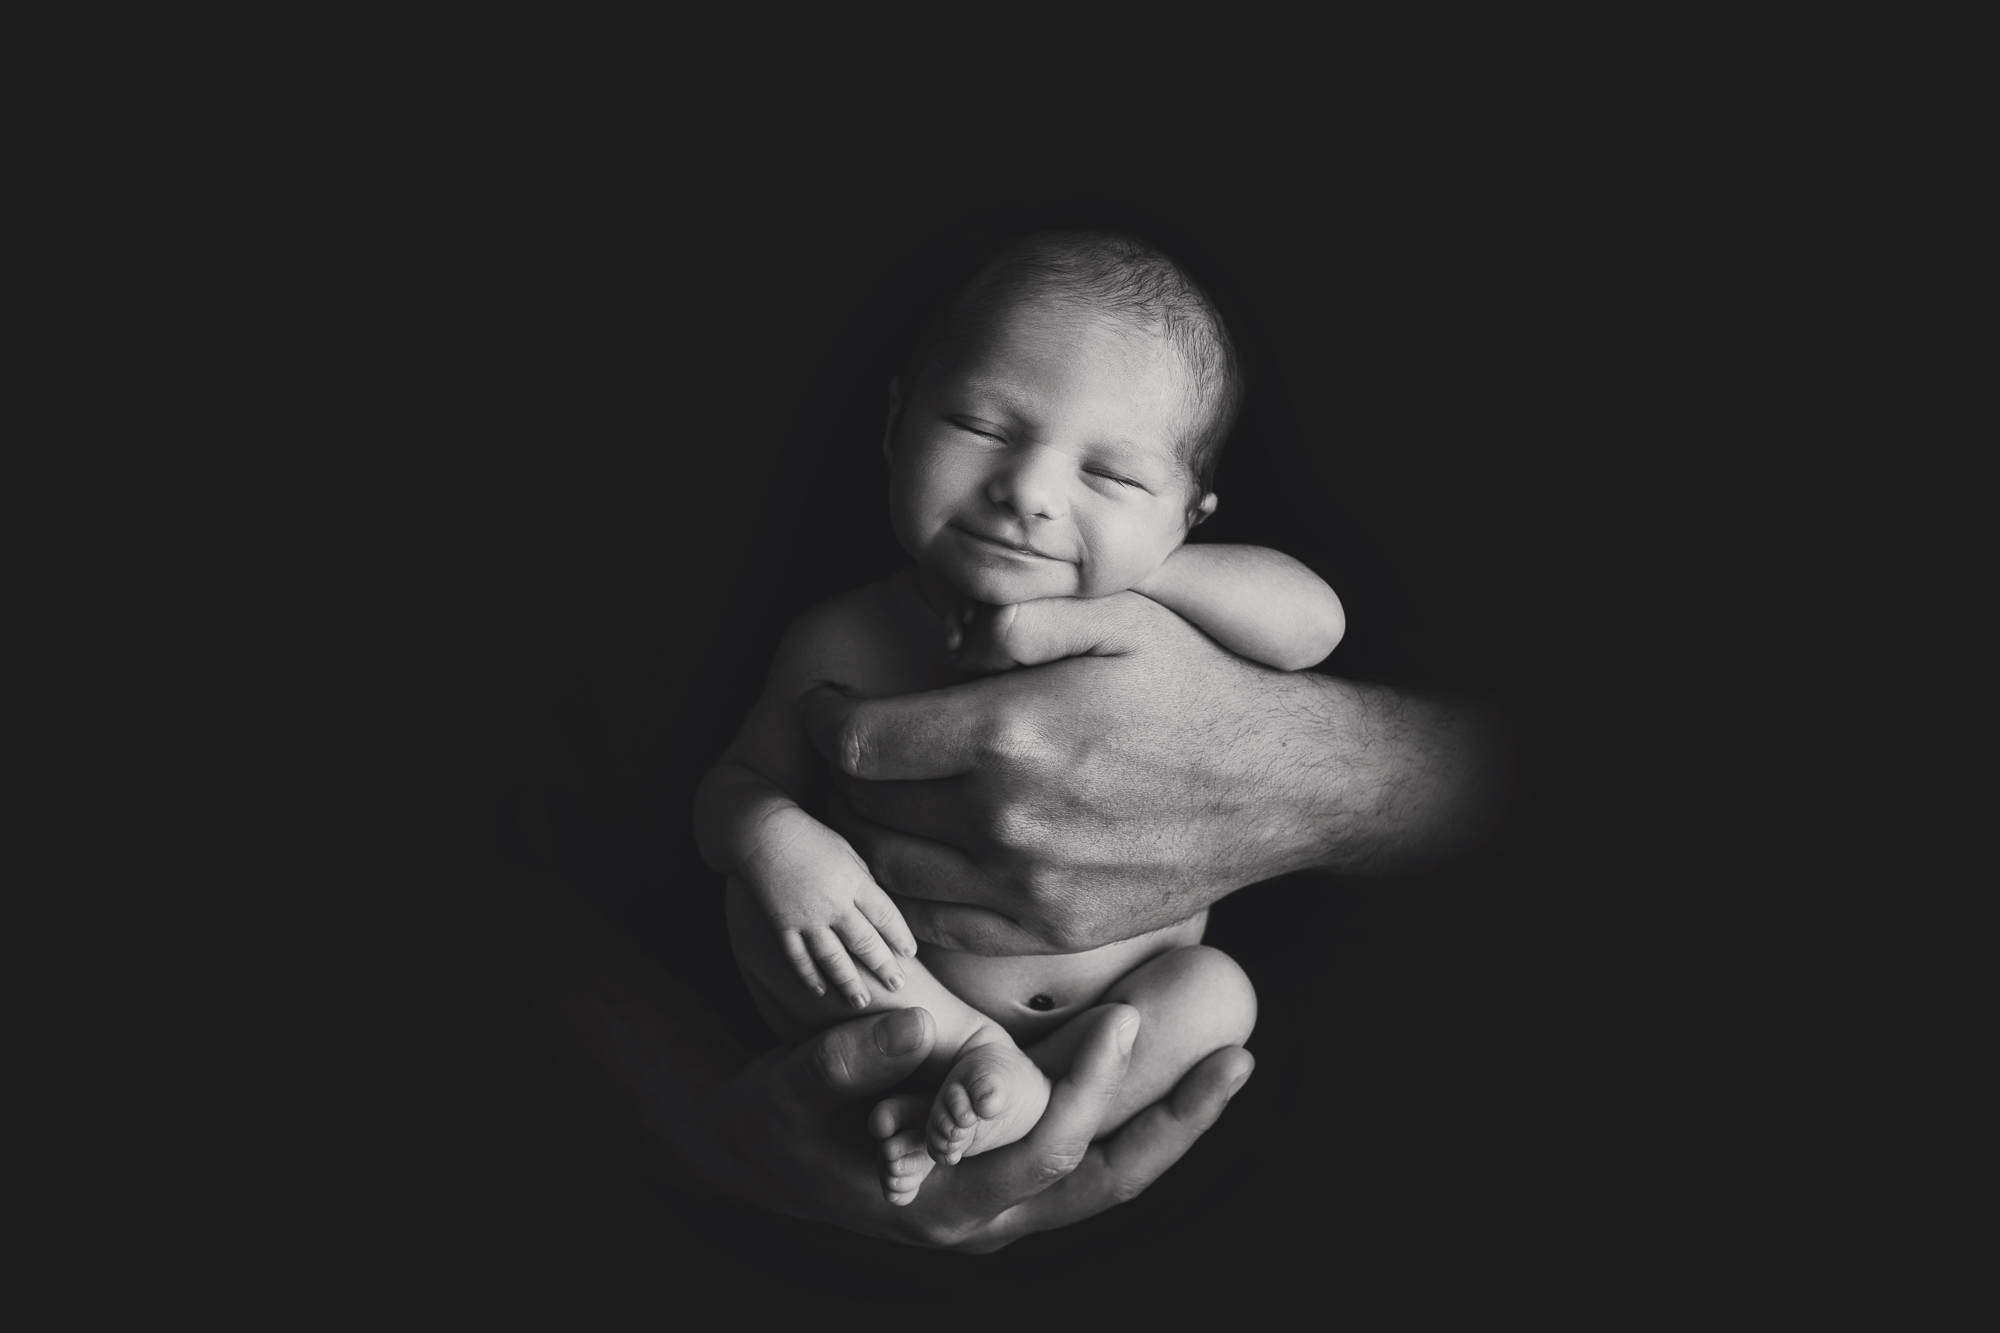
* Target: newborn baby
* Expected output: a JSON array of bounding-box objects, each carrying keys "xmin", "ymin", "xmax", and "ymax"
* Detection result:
[{"xmin": 695, "ymin": 231, "xmax": 1345, "ymax": 1204}]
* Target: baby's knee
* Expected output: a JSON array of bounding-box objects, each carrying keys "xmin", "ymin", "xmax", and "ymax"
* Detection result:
[
  {"xmin": 1178, "ymin": 946, "xmax": 1258, "ymax": 1046},
  {"xmin": 1117, "ymin": 945, "xmax": 1257, "ymax": 1050}
]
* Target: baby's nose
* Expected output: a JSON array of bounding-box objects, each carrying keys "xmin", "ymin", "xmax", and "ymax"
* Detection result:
[{"xmin": 989, "ymin": 446, "xmax": 1069, "ymax": 521}]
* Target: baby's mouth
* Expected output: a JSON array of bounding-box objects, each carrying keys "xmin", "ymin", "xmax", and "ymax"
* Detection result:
[{"xmin": 955, "ymin": 525, "xmax": 1060, "ymax": 560}]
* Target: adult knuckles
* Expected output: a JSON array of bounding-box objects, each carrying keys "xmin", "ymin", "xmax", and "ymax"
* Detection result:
[
  {"xmin": 980, "ymin": 711, "xmax": 1055, "ymax": 773},
  {"xmin": 831, "ymin": 713, "xmax": 875, "ymax": 778},
  {"xmin": 807, "ymin": 1033, "xmax": 857, "ymax": 1092},
  {"xmin": 1105, "ymin": 1167, "xmax": 1151, "ymax": 1205},
  {"xmin": 1035, "ymin": 916, "xmax": 1097, "ymax": 953},
  {"xmin": 982, "ymin": 799, "xmax": 1044, "ymax": 854},
  {"xmin": 1027, "ymin": 1144, "xmax": 1089, "ymax": 1186}
]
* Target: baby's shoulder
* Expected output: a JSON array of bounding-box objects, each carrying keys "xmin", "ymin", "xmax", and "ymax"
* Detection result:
[{"xmin": 774, "ymin": 568, "xmax": 947, "ymax": 699}]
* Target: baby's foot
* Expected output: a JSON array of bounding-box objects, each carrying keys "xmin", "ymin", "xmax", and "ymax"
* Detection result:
[
  {"xmin": 869, "ymin": 1094, "xmax": 935, "ymax": 1206},
  {"xmin": 927, "ymin": 1042, "xmax": 1050, "ymax": 1167}
]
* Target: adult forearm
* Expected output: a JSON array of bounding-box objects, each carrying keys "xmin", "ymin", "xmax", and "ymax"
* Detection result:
[{"xmin": 1285, "ymin": 673, "xmax": 1510, "ymax": 875}]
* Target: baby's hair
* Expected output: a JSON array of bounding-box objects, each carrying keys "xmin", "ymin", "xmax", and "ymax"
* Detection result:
[{"xmin": 905, "ymin": 230, "xmax": 1244, "ymax": 512}]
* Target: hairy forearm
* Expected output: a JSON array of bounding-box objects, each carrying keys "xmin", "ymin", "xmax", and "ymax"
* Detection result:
[{"xmin": 1281, "ymin": 673, "xmax": 1510, "ymax": 875}]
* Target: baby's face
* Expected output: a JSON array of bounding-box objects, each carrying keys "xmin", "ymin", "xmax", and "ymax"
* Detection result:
[{"xmin": 886, "ymin": 298, "xmax": 1212, "ymax": 606}]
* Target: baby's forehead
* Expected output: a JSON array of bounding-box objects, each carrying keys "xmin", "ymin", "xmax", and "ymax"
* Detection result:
[{"xmin": 981, "ymin": 291, "xmax": 1178, "ymax": 359}]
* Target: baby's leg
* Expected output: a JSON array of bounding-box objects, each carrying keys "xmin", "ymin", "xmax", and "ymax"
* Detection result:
[
  {"xmin": 725, "ymin": 877, "xmax": 1049, "ymax": 1201},
  {"xmin": 1025, "ymin": 945, "xmax": 1257, "ymax": 1139},
  {"xmin": 925, "ymin": 1029, "xmax": 1050, "ymax": 1167},
  {"xmin": 867, "ymin": 1030, "xmax": 1054, "ymax": 1205},
  {"xmin": 725, "ymin": 875, "xmax": 987, "ymax": 1062}
]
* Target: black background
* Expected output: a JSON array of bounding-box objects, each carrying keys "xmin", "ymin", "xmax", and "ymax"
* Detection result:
[{"xmin": 127, "ymin": 23, "xmax": 1949, "ymax": 1323}]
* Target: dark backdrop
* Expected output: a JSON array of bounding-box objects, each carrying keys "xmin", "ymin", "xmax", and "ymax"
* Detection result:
[{"xmin": 229, "ymin": 44, "xmax": 1924, "ymax": 1322}]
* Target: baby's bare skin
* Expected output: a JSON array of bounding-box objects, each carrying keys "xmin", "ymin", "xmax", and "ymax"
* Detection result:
[
  {"xmin": 717, "ymin": 571, "xmax": 1254, "ymax": 1199},
  {"xmin": 697, "ymin": 287, "xmax": 1334, "ymax": 1202}
]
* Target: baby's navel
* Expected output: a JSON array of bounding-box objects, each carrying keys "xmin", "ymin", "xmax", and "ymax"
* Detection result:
[{"xmin": 1026, "ymin": 993, "xmax": 1055, "ymax": 1011}]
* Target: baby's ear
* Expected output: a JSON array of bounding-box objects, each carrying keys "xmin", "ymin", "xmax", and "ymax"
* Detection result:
[
  {"xmin": 1190, "ymin": 492, "xmax": 1219, "ymax": 526},
  {"xmin": 881, "ymin": 378, "xmax": 904, "ymax": 468}
]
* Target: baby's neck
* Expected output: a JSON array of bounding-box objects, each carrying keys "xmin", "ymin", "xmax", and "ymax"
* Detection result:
[{"xmin": 912, "ymin": 564, "xmax": 981, "ymax": 624}]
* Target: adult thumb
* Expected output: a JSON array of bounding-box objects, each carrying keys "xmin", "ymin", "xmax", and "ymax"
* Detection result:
[{"xmin": 784, "ymin": 1008, "xmax": 937, "ymax": 1113}]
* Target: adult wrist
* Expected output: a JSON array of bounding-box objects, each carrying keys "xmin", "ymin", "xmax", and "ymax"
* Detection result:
[{"xmin": 1287, "ymin": 673, "xmax": 1499, "ymax": 875}]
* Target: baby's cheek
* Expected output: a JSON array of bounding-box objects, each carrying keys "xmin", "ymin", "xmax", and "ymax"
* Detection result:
[{"xmin": 1078, "ymin": 530, "xmax": 1168, "ymax": 596}]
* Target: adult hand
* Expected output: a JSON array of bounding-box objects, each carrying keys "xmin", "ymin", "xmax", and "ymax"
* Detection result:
[
  {"xmin": 564, "ymin": 977, "xmax": 1253, "ymax": 1253},
  {"xmin": 807, "ymin": 591, "xmax": 1499, "ymax": 954}
]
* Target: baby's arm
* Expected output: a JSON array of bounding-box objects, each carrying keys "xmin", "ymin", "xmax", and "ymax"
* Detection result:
[
  {"xmin": 694, "ymin": 605, "xmax": 918, "ymax": 1008},
  {"xmin": 1132, "ymin": 543, "xmax": 1345, "ymax": 670}
]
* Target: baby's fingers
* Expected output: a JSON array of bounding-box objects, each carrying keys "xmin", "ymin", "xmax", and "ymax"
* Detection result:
[
  {"xmin": 779, "ymin": 930, "xmax": 829, "ymax": 999},
  {"xmin": 835, "ymin": 914, "xmax": 907, "ymax": 992},
  {"xmin": 805, "ymin": 927, "xmax": 872, "ymax": 1010},
  {"xmin": 860, "ymin": 889, "xmax": 919, "ymax": 960}
]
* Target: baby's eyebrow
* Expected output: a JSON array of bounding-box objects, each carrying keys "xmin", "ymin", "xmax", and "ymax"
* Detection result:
[
  {"xmin": 945, "ymin": 382, "xmax": 1030, "ymax": 424},
  {"xmin": 947, "ymin": 379, "xmax": 1178, "ymax": 469},
  {"xmin": 1086, "ymin": 437, "xmax": 1177, "ymax": 473}
]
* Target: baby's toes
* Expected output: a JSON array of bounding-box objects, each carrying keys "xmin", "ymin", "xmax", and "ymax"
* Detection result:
[
  {"xmin": 869, "ymin": 1093, "xmax": 929, "ymax": 1145},
  {"xmin": 939, "ymin": 1081, "xmax": 977, "ymax": 1130},
  {"xmin": 928, "ymin": 1120, "xmax": 975, "ymax": 1167},
  {"xmin": 879, "ymin": 1125, "xmax": 927, "ymax": 1167},
  {"xmin": 881, "ymin": 1143, "xmax": 934, "ymax": 1205},
  {"xmin": 928, "ymin": 1088, "xmax": 979, "ymax": 1165},
  {"xmin": 963, "ymin": 1067, "xmax": 1012, "ymax": 1121}
]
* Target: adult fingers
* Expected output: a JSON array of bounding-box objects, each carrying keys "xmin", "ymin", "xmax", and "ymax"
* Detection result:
[
  {"xmin": 983, "ymin": 1046, "xmax": 1254, "ymax": 1246},
  {"xmin": 829, "ymin": 773, "xmax": 981, "ymax": 854},
  {"xmin": 895, "ymin": 896, "xmax": 1064, "ymax": 956},
  {"xmin": 1086, "ymin": 1046, "xmax": 1252, "ymax": 1199},
  {"xmin": 959, "ymin": 1004, "xmax": 1138, "ymax": 1213},
  {"xmin": 803, "ymin": 685, "xmax": 988, "ymax": 782},
  {"xmin": 836, "ymin": 823, "xmax": 1060, "ymax": 953},
  {"xmin": 778, "ymin": 1008, "xmax": 937, "ymax": 1116},
  {"xmin": 831, "ymin": 813, "xmax": 990, "ymax": 902}
]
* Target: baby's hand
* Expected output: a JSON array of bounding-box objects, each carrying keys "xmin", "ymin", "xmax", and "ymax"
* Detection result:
[
  {"xmin": 743, "ymin": 815, "xmax": 919, "ymax": 1009},
  {"xmin": 939, "ymin": 601, "xmax": 978, "ymax": 657}
]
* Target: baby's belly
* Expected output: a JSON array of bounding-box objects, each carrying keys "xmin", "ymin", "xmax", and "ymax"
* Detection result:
[{"xmin": 919, "ymin": 910, "xmax": 1208, "ymax": 1043}]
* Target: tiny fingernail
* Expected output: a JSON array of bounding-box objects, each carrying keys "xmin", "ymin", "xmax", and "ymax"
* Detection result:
[
  {"xmin": 1116, "ymin": 1012, "xmax": 1140, "ymax": 1055},
  {"xmin": 884, "ymin": 972, "xmax": 903, "ymax": 991},
  {"xmin": 849, "ymin": 991, "xmax": 870, "ymax": 1009},
  {"xmin": 875, "ymin": 1008, "xmax": 926, "ymax": 1055},
  {"xmin": 1226, "ymin": 1069, "xmax": 1251, "ymax": 1100}
]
